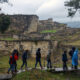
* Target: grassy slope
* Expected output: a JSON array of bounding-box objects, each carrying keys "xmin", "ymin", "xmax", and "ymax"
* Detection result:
[
  {"xmin": 41, "ymin": 30, "xmax": 57, "ymax": 33},
  {"xmin": 12, "ymin": 70, "xmax": 80, "ymax": 80},
  {"xmin": 0, "ymin": 38, "xmax": 16, "ymax": 41},
  {"xmin": 64, "ymin": 40, "xmax": 80, "ymax": 46}
]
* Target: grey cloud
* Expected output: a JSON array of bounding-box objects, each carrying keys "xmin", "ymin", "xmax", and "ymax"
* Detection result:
[{"xmin": 0, "ymin": 0, "xmax": 80, "ymax": 22}]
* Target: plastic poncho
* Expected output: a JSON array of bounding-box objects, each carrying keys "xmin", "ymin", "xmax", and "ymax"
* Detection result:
[{"xmin": 72, "ymin": 49, "xmax": 79, "ymax": 66}]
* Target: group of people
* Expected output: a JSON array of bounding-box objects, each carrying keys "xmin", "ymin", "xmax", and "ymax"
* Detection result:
[
  {"xmin": 62, "ymin": 47, "xmax": 79, "ymax": 70},
  {"xmin": 8, "ymin": 48, "xmax": 52, "ymax": 74},
  {"xmin": 8, "ymin": 47, "xmax": 79, "ymax": 74}
]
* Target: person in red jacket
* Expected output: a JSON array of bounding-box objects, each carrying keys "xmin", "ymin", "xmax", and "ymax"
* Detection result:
[
  {"xmin": 8, "ymin": 55, "xmax": 15, "ymax": 74},
  {"xmin": 12, "ymin": 49, "xmax": 19, "ymax": 72}
]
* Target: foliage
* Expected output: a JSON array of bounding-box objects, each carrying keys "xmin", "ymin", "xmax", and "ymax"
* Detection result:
[
  {"xmin": 65, "ymin": 0, "xmax": 80, "ymax": 17},
  {"xmin": 0, "ymin": 0, "xmax": 8, "ymax": 3},
  {"xmin": 0, "ymin": 14, "xmax": 10, "ymax": 33}
]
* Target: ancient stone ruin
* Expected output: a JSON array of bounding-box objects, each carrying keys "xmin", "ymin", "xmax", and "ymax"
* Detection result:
[
  {"xmin": 8, "ymin": 15, "xmax": 39, "ymax": 34},
  {"xmin": 3, "ymin": 14, "xmax": 68, "ymax": 34},
  {"xmin": 0, "ymin": 40, "xmax": 58, "ymax": 57}
]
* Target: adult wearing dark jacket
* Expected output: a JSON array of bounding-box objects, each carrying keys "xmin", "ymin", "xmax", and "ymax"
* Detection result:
[
  {"xmin": 35, "ymin": 48, "xmax": 42, "ymax": 69},
  {"xmin": 21, "ymin": 50, "xmax": 28, "ymax": 70},
  {"xmin": 62, "ymin": 51, "xmax": 68, "ymax": 70},
  {"xmin": 69, "ymin": 47, "xmax": 75, "ymax": 59}
]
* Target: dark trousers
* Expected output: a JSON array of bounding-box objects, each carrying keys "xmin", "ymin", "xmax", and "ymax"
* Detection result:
[
  {"xmin": 8, "ymin": 64, "xmax": 15, "ymax": 73},
  {"xmin": 14, "ymin": 62, "xmax": 17, "ymax": 72},
  {"xmin": 35, "ymin": 58, "xmax": 42, "ymax": 68},
  {"xmin": 73, "ymin": 66, "xmax": 78, "ymax": 69},
  {"xmin": 21, "ymin": 60, "xmax": 27, "ymax": 69},
  {"xmin": 47, "ymin": 59, "xmax": 52, "ymax": 68},
  {"xmin": 63, "ymin": 61, "xmax": 68, "ymax": 70}
]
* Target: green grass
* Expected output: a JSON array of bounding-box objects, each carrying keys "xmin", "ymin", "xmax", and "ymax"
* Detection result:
[
  {"xmin": 41, "ymin": 30, "xmax": 57, "ymax": 33},
  {"xmin": 64, "ymin": 40, "xmax": 80, "ymax": 46},
  {"xmin": 12, "ymin": 70, "xmax": 54, "ymax": 80},
  {"xmin": 0, "ymin": 38, "xmax": 15, "ymax": 41},
  {"xmin": 12, "ymin": 70, "xmax": 80, "ymax": 80},
  {"xmin": 1, "ymin": 56, "xmax": 80, "ymax": 80}
]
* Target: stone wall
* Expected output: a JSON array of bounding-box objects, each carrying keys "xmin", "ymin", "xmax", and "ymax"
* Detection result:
[
  {"xmin": 1, "ymin": 14, "xmax": 68, "ymax": 34},
  {"xmin": 0, "ymin": 40, "xmax": 58, "ymax": 57},
  {"xmin": 38, "ymin": 18, "xmax": 67, "ymax": 32},
  {"xmin": 27, "ymin": 16, "xmax": 39, "ymax": 33},
  {"xmin": 8, "ymin": 15, "xmax": 39, "ymax": 34}
]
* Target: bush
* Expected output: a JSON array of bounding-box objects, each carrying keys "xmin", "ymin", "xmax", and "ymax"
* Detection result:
[{"xmin": 0, "ymin": 14, "xmax": 10, "ymax": 33}]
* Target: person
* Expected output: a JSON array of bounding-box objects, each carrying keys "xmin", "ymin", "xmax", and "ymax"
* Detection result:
[
  {"xmin": 69, "ymin": 47, "xmax": 76, "ymax": 68},
  {"xmin": 62, "ymin": 51, "xmax": 68, "ymax": 71},
  {"xmin": 21, "ymin": 50, "xmax": 28, "ymax": 70},
  {"xmin": 69, "ymin": 47, "xmax": 76, "ymax": 59},
  {"xmin": 72, "ymin": 49, "xmax": 79, "ymax": 69},
  {"xmin": 8, "ymin": 55, "xmax": 14, "ymax": 74},
  {"xmin": 35, "ymin": 48, "xmax": 42, "ymax": 69},
  {"xmin": 12, "ymin": 49, "xmax": 19, "ymax": 72},
  {"xmin": 47, "ymin": 50, "xmax": 52, "ymax": 68}
]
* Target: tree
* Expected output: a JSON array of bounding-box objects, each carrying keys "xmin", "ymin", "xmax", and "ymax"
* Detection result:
[
  {"xmin": 65, "ymin": 0, "xmax": 80, "ymax": 17},
  {"xmin": 0, "ymin": 14, "xmax": 10, "ymax": 33},
  {"xmin": 0, "ymin": 0, "xmax": 12, "ymax": 12},
  {"xmin": 0, "ymin": 0, "xmax": 8, "ymax": 3}
]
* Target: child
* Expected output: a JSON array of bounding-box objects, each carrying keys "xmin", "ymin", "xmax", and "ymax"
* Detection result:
[
  {"xmin": 8, "ymin": 55, "xmax": 14, "ymax": 74},
  {"xmin": 62, "ymin": 51, "xmax": 68, "ymax": 71}
]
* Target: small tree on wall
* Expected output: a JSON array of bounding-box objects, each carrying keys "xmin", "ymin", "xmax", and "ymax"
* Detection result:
[{"xmin": 0, "ymin": 14, "xmax": 10, "ymax": 33}]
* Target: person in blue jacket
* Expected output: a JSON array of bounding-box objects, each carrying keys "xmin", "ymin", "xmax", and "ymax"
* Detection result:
[
  {"xmin": 21, "ymin": 50, "xmax": 28, "ymax": 70},
  {"xmin": 62, "ymin": 51, "xmax": 68, "ymax": 70},
  {"xmin": 35, "ymin": 48, "xmax": 42, "ymax": 69},
  {"xmin": 72, "ymin": 49, "xmax": 79, "ymax": 69},
  {"xmin": 69, "ymin": 47, "xmax": 75, "ymax": 68}
]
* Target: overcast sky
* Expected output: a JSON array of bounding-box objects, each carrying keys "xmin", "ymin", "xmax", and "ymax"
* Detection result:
[{"xmin": 0, "ymin": 0, "xmax": 80, "ymax": 23}]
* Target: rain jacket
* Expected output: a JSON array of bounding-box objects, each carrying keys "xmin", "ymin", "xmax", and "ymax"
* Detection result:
[{"xmin": 72, "ymin": 49, "xmax": 79, "ymax": 66}]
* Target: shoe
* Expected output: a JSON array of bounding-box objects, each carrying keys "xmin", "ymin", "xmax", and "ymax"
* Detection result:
[{"xmin": 7, "ymin": 71, "xmax": 9, "ymax": 74}]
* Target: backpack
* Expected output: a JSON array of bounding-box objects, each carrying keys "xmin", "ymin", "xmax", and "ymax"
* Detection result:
[{"xmin": 14, "ymin": 54, "xmax": 18, "ymax": 60}]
